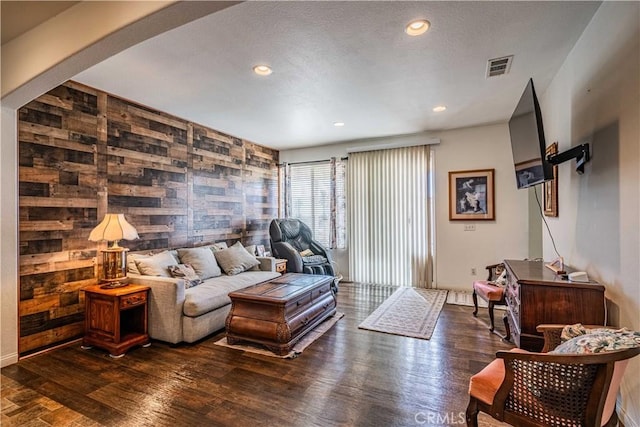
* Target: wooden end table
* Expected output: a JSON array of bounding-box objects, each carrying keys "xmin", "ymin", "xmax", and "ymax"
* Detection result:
[
  {"xmin": 275, "ymin": 258, "xmax": 287, "ymax": 273},
  {"xmin": 82, "ymin": 283, "xmax": 150, "ymax": 358}
]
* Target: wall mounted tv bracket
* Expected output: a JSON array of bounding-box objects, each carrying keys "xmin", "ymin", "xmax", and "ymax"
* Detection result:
[{"xmin": 547, "ymin": 143, "xmax": 590, "ymax": 174}]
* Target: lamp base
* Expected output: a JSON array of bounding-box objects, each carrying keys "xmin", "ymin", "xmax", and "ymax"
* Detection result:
[{"xmin": 100, "ymin": 281, "xmax": 129, "ymax": 290}]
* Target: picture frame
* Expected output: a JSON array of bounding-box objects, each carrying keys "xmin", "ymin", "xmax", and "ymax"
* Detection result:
[
  {"xmin": 256, "ymin": 244, "xmax": 266, "ymax": 257},
  {"xmin": 543, "ymin": 142, "xmax": 558, "ymax": 217},
  {"xmin": 448, "ymin": 169, "xmax": 495, "ymax": 221}
]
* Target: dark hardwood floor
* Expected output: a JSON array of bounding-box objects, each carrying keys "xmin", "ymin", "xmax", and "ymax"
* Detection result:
[{"xmin": 2, "ymin": 283, "xmax": 512, "ymax": 426}]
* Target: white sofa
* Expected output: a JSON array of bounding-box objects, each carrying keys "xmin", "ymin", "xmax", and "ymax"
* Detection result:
[{"xmin": 127, "ymin": 243, "xmax": 280, "ymax": 344}]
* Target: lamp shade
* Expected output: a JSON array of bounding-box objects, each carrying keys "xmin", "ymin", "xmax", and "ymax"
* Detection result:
[{"xmin": 88, "ymin": 214, "xmax": 139, "ymax": 242}]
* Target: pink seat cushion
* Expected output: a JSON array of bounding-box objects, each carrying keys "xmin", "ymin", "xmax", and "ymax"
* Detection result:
[
  {"xmin": 473, "ymin": 281, "xmax": 505, "ymax": 301},
  {"xmin": 469, "ymin": 348, "xmax": 529, "ymax": 405}
]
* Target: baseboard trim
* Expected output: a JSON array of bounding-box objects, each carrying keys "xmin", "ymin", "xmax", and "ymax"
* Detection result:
[{"xmin": 1, "ymin": 352, "xmax": 18, "ymax": 368}]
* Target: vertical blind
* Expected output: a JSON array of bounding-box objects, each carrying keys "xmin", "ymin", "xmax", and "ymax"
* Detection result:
[{"xmin": 348, "ymin": 145, "xmax": 432, "ymax": 288}]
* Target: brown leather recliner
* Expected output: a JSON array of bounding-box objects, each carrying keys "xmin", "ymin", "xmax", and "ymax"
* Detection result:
[{"xmin": 269, "ymin": 219, "xmax": 337, "ymax": 290}]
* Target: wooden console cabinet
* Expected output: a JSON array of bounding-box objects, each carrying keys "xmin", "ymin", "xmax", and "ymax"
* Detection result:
[
  {"xmin": 504, "ymin": 259, "xmax": 605, "ymax": 351},
  {"xmin": 82, "ymin": 284, "xmax": 150, "ymax": 358}
]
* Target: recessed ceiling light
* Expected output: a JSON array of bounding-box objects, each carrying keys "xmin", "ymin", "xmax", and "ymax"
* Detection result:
[
  {"xmin": 405, "ymin": 19, "xmax": 430, "ymax": 36},
  {"xmin": 253, "ymin": 65, "xmax": 272, "ymax": 76},
  {"xmin": 432, "ymin": 105, "xmax": 447, "ymax": 112},
  {"xmin": 334, "ymin": 122, "xmax": 345, "ymax": 127}
]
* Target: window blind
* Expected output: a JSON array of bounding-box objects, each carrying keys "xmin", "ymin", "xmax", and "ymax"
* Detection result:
[{"xmin": 289, "ymin": 162, "xmax": 332, "ymax": 247}]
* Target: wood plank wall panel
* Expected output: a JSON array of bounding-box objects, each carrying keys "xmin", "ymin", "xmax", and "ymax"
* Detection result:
[
  {"xmin": 17, "ymin": 82, "xmax": 279, "ymax": 356},
  {"xmin": 106, "ymin": 96, "xmax": 189, "ymax": 251},
  {"xmin": 18, "ymin": 82, "xmax": 100, "ymax": 356},
  {"xmin": 243, "ymin": 142, "xmax": 279, "ymax": 246},
  {"xmin": 190, "ymin": 124, "xmax": 245, "ymax": 246}
]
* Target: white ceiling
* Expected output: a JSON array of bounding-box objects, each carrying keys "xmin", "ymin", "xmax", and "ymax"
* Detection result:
[
  {"xmin": 0, "ymin": 1, "xmax": 79, "ymax": 44},
  {"xmin": 74, "ymin": 1, "xmax": 601, "ymax": 151}
]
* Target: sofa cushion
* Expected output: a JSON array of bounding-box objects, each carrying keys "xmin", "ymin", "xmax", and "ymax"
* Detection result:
[
  {"xmin": 209, "ymin": 242, "xmax": 228, "ymax": 252},
  {"xmin": 177, "ymin": 247, "xmax": 222, "ymax": 280},
  {"xmin": 168, "ymin": 264, "xmax": 202, "ymax": 289},
  {"xmin": 129, "ymin": 250, "xmax": 179, "ymax": 275},
  {"xmin": 213, "ymin": 242, "xmax": 260, "ymax": 275},
  {"xmin": 127, "ymin": 253, "xmax": 147, "ymax": 274},
  {"xmin": 183, "ymin": 271, "xmax": 280, "ymax": 317},
  {"xmin": 135, "ymin": 251, "xmax": 178, "ymax": 277},
  {"xmin": 244, "ymin": 244, "xmax": 262, "ymax": 271}
]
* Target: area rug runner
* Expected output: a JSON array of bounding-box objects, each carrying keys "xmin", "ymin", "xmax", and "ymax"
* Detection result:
[
  {"xmin": 358, "ymin": 287, "xmax": 448, "ymax": 340},
  {"xmin": 214, "ymin": 312, "xmax": 344, "ymax": 359}
]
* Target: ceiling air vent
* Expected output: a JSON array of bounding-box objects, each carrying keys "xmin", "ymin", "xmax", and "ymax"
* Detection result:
[{"xmin": 486, "ymin": 55, "xmax": 513, "ymax": 78}]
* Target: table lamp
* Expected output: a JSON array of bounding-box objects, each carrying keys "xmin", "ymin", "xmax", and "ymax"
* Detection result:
[{"xmin": 89, "ymin": 213, "xmax": 139, "ymax": 289}]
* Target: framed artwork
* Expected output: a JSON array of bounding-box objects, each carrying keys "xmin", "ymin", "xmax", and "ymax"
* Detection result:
[
  {"xmin": 544, "ymin": 142, "xmax": 558, "ymax": 217},
  {"xmin": 448, "ymin": 169, "xmax": 495, "ymax": 220},
  {"xmin": 256, "ymin": 244, "xmax": 266, "ymax": 256}
]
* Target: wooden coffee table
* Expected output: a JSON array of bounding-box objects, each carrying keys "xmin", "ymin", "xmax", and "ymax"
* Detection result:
[{"xmin": 226, "ymin": 273, "xmax": 337, "ymax": 355}]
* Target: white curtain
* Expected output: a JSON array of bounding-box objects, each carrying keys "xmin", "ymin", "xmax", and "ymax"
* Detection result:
[{"xmin": 348, "ymin": 146, "xmax": 432, "ymax": 287}]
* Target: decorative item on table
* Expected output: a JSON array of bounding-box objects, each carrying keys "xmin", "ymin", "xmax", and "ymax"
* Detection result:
[
  {"xmin": 256, "ymin": 244, "xmax": 266, "ymax": 256},
  {"xmin": 544, "ymin": 256, "xmax": 566, "ymax": 275},
  {"xmin": 89, "ymin": 213, "xmax": 139, "ymax": 289}
]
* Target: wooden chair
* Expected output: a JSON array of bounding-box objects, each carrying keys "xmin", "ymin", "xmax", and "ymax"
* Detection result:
[
  {"xmin": 472, "ymin": 263, "xmax": 510, "ymax": 340},
  {"xmin": 466, "ymin": 324, "xmax": 640, "ymax": 427}
]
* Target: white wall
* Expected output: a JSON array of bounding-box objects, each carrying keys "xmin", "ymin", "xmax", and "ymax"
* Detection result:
[
  {"xmin": 432, "ymin": 123, "xmax": 530, "ymax": 290},
  {"xmin": 0, "ymin": 107, "xmax": 18, "ymax": 367},
  {"xmin": 539, "ymin": 2, "xmax": 640, "ymax": 424},
  {"xmin": 281, "ymin": 124, "xmax": 531, "ymax": 289}
]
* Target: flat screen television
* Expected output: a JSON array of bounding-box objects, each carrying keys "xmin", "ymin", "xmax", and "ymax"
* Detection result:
[{"xmin": 508, "ymin": 78, "xmax": 553, "ymax": 189}]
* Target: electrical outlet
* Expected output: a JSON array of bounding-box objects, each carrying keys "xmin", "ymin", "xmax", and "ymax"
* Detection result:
[
  {"xmin": 464, "ymin": 224, "xmax": 476, "ymax": 231},
  {"xmin": 471, "ymin": 268, "xmax": 477, "ymax": 275}
]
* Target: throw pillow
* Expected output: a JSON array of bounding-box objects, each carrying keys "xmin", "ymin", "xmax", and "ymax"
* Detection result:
[
  {"xmin": 209, "ymin": 242, "xmax": 228, "ymax": 252},
  {"xmin": 177, "ymin": 247, "xmax": 222, "ymax": 280},
  {"xmin": 168, "ymin": 264, "xmax": 203, "ymax": 288},
  {"xmin": 244, "ymin": 244, "xmax": 262, "ymax": 271},
  {"xmin": 214, "ymin": 241, "xmax": 260, "ymax": 275},
  {"xmin": 551, "ymin": 329, "xmax": 640, "ymax": 354},
  {"xmin": 135, "ymin": 251, "xmax": 178, "ymax": 277},
  {"xmin": 127, "ymin": 253, "xmax": 150, "ymax": 274}
]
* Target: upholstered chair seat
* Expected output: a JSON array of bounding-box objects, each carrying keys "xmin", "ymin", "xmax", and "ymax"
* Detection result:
[{"xmin": 472, "ymin": 263, "xmax": 510, "ymax": 340}]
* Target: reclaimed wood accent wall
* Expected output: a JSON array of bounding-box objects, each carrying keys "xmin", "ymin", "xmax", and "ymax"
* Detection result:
[{"xmin": 18, "ymin": 81, "xmax": 278, "ymax": 356}]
